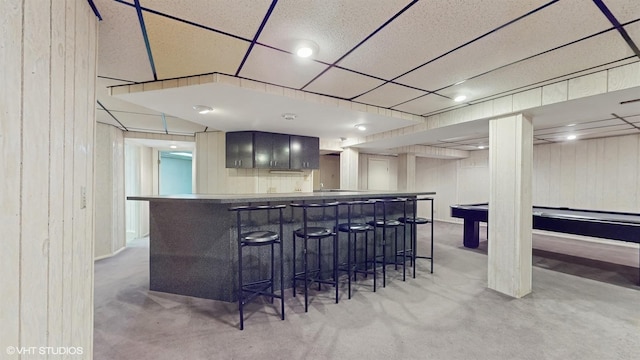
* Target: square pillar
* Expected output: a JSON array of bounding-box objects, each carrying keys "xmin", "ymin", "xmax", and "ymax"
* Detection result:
[
  {"xmin": 488, "ymin": 114, "xmax": 533, "ymax": 298},
  {"xmin": 397, "ymin": 153, "xmax": 416, "ymax": 191},
  {"xmin": 340, "ymin": 147, "xmax": 359, "ymax": 190}
]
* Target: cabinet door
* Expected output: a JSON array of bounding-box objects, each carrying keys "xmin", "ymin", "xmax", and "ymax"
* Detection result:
[
  {"xmin": 270, "ymin": 133, "xmax": 290, "ymax": 169},
  {"xmin": 290, "ymin": 135, "xmax": 319, "ymax": 169},
  {"xmin": 254, "ymin": 132, "xmax": 289, "ymax": 169},
  {"xmin": 225, "ymin": 131, "xmax": 253, "ymax": 168}
]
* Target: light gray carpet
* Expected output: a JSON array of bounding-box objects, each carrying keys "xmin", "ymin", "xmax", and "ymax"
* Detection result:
[{"xmin": 94, "ymin": 222, "xmax": 640, "ymax": 360}]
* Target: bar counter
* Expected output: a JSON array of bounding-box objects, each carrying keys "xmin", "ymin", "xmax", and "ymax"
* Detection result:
[{"xmin": 128, "ymin": 190, "xmax": 435, "ymax": 302}]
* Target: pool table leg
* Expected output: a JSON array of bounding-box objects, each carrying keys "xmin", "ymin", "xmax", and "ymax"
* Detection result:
[{"xmin": 463, "ymin": 220, "xmax": 480, "ymax": 248}]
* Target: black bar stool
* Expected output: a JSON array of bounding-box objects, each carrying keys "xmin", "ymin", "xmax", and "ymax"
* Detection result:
[
  {"xmin": 228, "ymin": 204, "xmax": 286, "ymax": 330},
  {"xmin": 290, "ymin": 201, "xmax": 339, "ymax": 312},
  {"xmin": 398, "ymin": 197, "xmax": 434, "ymax": 277},
  {"xmin": 367, "ymin": 198, "xmax": 408, "ymax": 287},
  {"xmin": 337, "ymin": 199, "xmax": 376, "ymax": 298}
]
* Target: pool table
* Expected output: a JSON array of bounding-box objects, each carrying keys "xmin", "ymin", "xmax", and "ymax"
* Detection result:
[{"xmin": 450, "ymin": 203, "xmax": 640, "ymax": 249}]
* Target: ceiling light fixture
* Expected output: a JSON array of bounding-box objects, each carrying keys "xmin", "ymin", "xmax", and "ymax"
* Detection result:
[
  {"xmin": 454, "ymin": 95, "xmax": 467, "ymax": 102},
  {"xmin": 282, "ymin": 113, "xmax": 297, "ymax": 121},
  {"xmin": 566, "ymin": 123, "xmax": 576, "ymax": 127},
  {"xmin": 294, "ymin": 40, "xmax": 319, "ymax": 58},
  {"xmin": 355, "ymin": 124, "xmax": 366, "ymax": 131},
  {"xmin": 567, "ymin": 134, "xmax": 577, "ymax": 140},
  {"xmin": 193, "ymin": 105, "xmax": 213, "ymax": 114},
  {"xmin": 170, "ymin": 145, "xmax": 177, "ymax": 149},
  {"xmin": 477, "ymin": 145, "xmax": 485, "ymax": 149}
]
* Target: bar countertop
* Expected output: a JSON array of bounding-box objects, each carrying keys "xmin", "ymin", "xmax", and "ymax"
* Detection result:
[{"xmin": 127, "ymin": 190, "xmax": 436, "ymax": 204}]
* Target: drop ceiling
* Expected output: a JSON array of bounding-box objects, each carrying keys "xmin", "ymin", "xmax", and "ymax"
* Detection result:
[{"xmin": 94, "ymin": 0, "xmax": 640, "ymax": 152}]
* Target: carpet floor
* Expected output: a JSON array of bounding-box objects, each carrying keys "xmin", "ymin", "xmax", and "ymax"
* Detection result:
[{"xmin": 94, "ymin": 221, "xmax": 640, "ymax": 360}]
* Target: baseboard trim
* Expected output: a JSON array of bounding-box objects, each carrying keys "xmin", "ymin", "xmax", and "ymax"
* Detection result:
[{"xmin": 94, "ymin": 246, "xmax": 127, "ymax": 261}]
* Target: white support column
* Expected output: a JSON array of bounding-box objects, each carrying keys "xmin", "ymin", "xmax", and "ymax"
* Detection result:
[
  {"xmin": 340, "ymin": 147, "xmax": 359, "ymax": 190},
  {"xmin": 488, "ymin": 114, "xmax": 533, "ymax": 298},
  {"xmin": 397, "ymin": 153, "xmax": 416, "ymax": 191}
]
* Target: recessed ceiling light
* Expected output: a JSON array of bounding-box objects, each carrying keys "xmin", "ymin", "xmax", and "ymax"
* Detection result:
[
  {"xmin": 282, "ymin": 113, "xmax": 297, "ymax": 121},
  {"xmin": 294, "ymin": 40, "xmax": 318, "ymax": 58},
  {"xmin": 170, "ymin": 145, "xmax": 177, "ymax": 149},
  {"xmin": 566, "ymin": 123, "xmax": 576, "ymax": 127},
  {"xmin": 193, "ymin": 105, "xmax": 213, "ymax": 114},
  {"xmin": 355, "ymin": 124, "xmax": 366, "ymax": 131},
  {"xmin": 567, "ymin": 134, "xmax": 577, "ymax": 140},
  {"xmin": 454, "ymin": 95, "xmax": 467, "ymax": 102},
  {"xmin": 477, "ymin": 145, "xmax": 485, "ymax": 149}
]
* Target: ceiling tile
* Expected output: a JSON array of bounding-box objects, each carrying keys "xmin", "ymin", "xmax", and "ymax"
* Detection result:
[
  {"xmin": 533, "ymin": 118, "xmax": 625, "ymax": 136},
  {"xmin": 165, "ymin": 116, "xmax": 207, "ymax": 134},
  {"xmin": 139, "ymin": 0, "xmax": 270, "ymax": 39},
  {"xmin": 145, "ymin": 12, "xmax": 249, "ymax": 79},
  {"xmin": 392, "ymin": 93, "xmax": 454, "ymax": 115},
  {"xmin": 105, "ymin": 111, "xmax": 167, "ymax": 133},
  {"xmin": 537, "ymin": 124, "xmax": 635, "ymax": 141},
  {"xmin": 437, "ymin": 30, "xmax": 634, "ymax": 104},
  {"xmin": 601, "ymin": 0, "xmax": 640, "ymax": 23},
  {"xmin": 96, "ymin": 110, "xmax": 126, "ymax": 129},
  {"xmin": 625, "ymin": 20, "xmax": 640, "ymax": 46},
  {"xmin": 259, "ymin": 0, "xmax": 412, "ymax": 64},
  {"xmin": 627, "ymin": 114, "xmax": 640, "ymax": 123},
  {"xmin": 396, "ymin": 0, "xmax": 611, "ymax": 91},
  {"xmin": 239, "ymin": 44, "xmax": 328, "ymax": 89},
  {"xmin": 96, "ymin": 0, "xmax": 154, "ymax": 82},
  {"xmin": 303, "ymin": 67, "xmax": 385, "ymax": 99},
  {"xmin": 353, "ymin": 83, "xmax": 428, "ymax": 108},
  {"xmin": 338, "ymin": 0, "xmax": 549, "ymax": 80},
  {"xmin": 97, "ymin": 77, "xmax": 161, "ymax": 115}
]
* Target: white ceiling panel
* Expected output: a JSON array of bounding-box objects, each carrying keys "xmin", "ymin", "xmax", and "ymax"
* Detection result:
[
  {"xmin": 139, "ymin": 0, "xmax": 270, "ymax": 40},
  {"xmin": 537, "ymin": 124, "xmax": 635, "ymax": 141},
  {"xmin": 627, "ymin": 114, "xmax": 640, "ymax": 123},
  {"xmin": 353, "ymin": 82, "xmax": 428, "ymax": 108},
  {"xmin": 602, "ymin": 0, "xmax": 640, "ymax": 23},
  {"xmin": 97, "ymin": 77, "xmax": 161, "ymax": 115},
  {"xmin": 392, "ymin": 93, "xmax": 454, "ymax": 115},
  {"xmin": 533, "ymin": 118, "xmax": 625, "ymax": 135},
  {"xmin": 625, "ymin": 20, "xmax": 640, "ymax": 44},
  {"xmin": 96, "ymin": 110, "xmax": 126, "ymax": 130},
  {"xmin": 338, "ymin": 0, "xmax": 549, "ymax": 80},
  {"xmin": 437, "ymin": 30, "xmax": 634, "ymax": 103},
  {"xmin": 396, "ymin": 0, "xmax": 611, "ymax": 91},
  {"xmin": 165, "ymin": 116, "xmax": 207, "ymax": 135},
  {"xmin": 304, "ymin": 67, "xmax": 385, "ymax": 99},
  {"xmin": 239, "ymin": 44, "xmax": 328, "ymax": 89},
  {"xmin": 106, "ymin": 111, "xmax": 167, "ymax": 133},
  {"xmin": 145, "ymin": 12, "xmax": 249, "ymax": 79},
  {"xmin": 259, "ymin": 0, "xmax": 412, "ymax": 64},
  {"xmin": 95, "ymin": 0, "xmax": 154, "ymax": 82}
]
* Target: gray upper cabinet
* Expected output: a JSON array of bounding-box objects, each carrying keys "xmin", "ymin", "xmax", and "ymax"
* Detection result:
[
  {"xmin": 290, "ymin": 135, "xmax": 319, "ymax": 169},
  {"xmin": 225, "ymin": 131, "xmax": 253, "ymax": 168},
  {"xmin": 254, "ymin": 132, "xmax": 290, "ymax": 169},
  {"xmin": 225, "ymin": 131, "xmax": 318, "ymax": 169}
]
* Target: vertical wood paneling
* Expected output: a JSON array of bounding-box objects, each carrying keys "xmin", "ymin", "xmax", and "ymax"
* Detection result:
[
  {"xmin": 559, "ymin": 144, "xmax": 576, "ymax": 205},
  {"xmin": 585, "ymin": 140, "xmax": 598, "ymax": 209},
  {"xmin": 602, "ymin": 137, "xmax": 619, "ymax": 210},
  {"xmin": 0, "ymin": 0, "xmax": 22, "ymax": 353},
  {"xmin": 48, "ymin": 0, "xmax": 66, "ymax": 349},
  {"xmin": 61, "ymin": 0, "xmax": 76, "ymax": 350},
  {"xmin": 616, "ymin": 135, "xmax": 638, "ymax": 211},
  {"xmin": 573, "ymin": 141, "xmax": 589, "ymax": 209},
  {"xmin": 594, "ymin": 139, "xmax": 606, "ymax": 208},
  {"xmin": 535, "ymin": 144, "xmax": 551, "ymax": 206},
  {"xmin": 548, "ymin": 144, "xmax": 561, "ymax": 206},
  {"xmin": 21, "ymin": 0, "xmax": 52, "ymax": 349}
]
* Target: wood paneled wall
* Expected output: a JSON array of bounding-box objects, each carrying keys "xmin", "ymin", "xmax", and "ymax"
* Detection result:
[
  {"xmin": 95, "ymin": 123, "xmax": 125, "ymax": 259},
  {"xmin": 415, "ymin": 133, "xmax": 640, "ymax": 222},
  {"xmin": 1, "ymin": 0, "xmax": 98, "ymax": 357}
]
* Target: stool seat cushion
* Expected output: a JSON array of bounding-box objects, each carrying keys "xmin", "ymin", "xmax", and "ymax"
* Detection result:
[
  {"xmin": 367, "ymin": 219, "xmax": 401, "ymax": 227},
  {"xmin": 398, "ymin": 216, "xmax": 430, "ymax": 224},
  {"xmin": 241, "ymin": 230, "xmax": 279, "ymax": 245},
  {"xmin": 294, "ymin": 227, "xmax": 333, "ymax": 238},
  {"xmin": 337, "ymin": 222, "xmax": 373, "ymax": 232}
]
